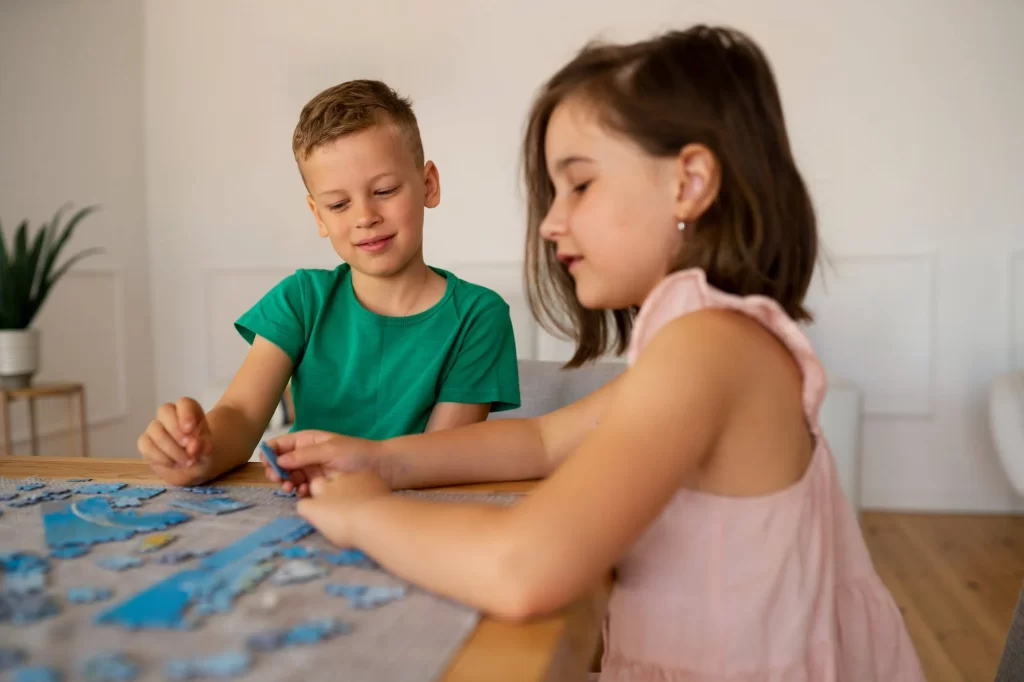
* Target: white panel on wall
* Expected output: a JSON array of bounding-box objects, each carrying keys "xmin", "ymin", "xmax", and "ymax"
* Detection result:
[
  {"xmin": 8, "ymin": 269, "xmax": 128, "ymax": 443},
  {"xmin": 207, "ymin": 270, "xmax": 292, "ymax": 383},
  {"xmin": 804, "ymin": 255, "xmax": 936, "ymax": 417},
  {"xmin": 1013, "ymin": 251, "xmax": 1024, "ymax": 370}
]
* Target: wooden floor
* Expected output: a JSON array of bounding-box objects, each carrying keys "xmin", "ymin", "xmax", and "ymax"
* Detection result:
[{"xmin": 864, "ymin": 512, "xmax": 1024, "ymax": 682}]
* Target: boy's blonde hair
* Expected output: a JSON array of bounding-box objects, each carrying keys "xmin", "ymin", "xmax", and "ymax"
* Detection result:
[{"xmin": 292, "ymin": 79, "xmax": 424, "ymax": 167}]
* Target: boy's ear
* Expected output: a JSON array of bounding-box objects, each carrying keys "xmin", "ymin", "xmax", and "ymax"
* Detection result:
[
  {"xmin": 672, "ymin": 143, "xmax": 720, "ymax": 223},
  {"xmin": 423, "ymin": 161, "xmax": 441, "ymax": 209},
  {"xmin": 306, "ymin": 195, "xmax": 329, "ymax": 238}
]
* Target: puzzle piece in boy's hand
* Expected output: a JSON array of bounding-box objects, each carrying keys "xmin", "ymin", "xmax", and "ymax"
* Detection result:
[
  {"xmin": 0, "ymin": 647, "xmax": 28, "ymax": 671},
  {"xmin": 321, "ymin": 548, "xmax": 378, "ymax": 569},
  {"xmin": 80, "ymin": 652, "xmax": 139, "ymax": 682},
  {"xmin": 136, "ymin": 532, "xmax": 176, "ymax": 553},
  {"xmin": 258, "ymin": 441, "xmax": 289, "ymax": 481},
  {"xmin": 44, "ymin": 498, "xmax": 191, "ymax": 550},
  {"xmin": 164, "ymin": 651, "xmax": 251, "ymax": 680},
  {"xmin": 269, "ymin": 559, "xmax": 327, "ymax": 586},
  {"xmin": 67, "ymin": 586, "xmax": 114, "ymax": 604},
  {"xmin": 16, "ymin": 482, "xmax": 45, "ymax": 492},
  {"xmin": 180, "ymin": 486, "xmax": 226, "ymax": 495},
  {"xmin": 74, "ymin": 483, "xmax": 127, "ymax": 495},
  {"xmin": 168, "ymin": 497, "xmax": 252, "ymax": 515},
  {"xmin": 245, "ymin": 617, "xmax": 351, "ymax": 652},
  {"xmin": 96, "ymin": 555, "xmax": 144, "ymax": 572},
  {"xmin": 50, "ymin": 545, "xmax": 90, "ymax": 560},
  {"xmin": 11, "ymin": 666, "xmax": 63, "ymax": 682},
  {"xmin": 324, "ymin": 584, "xmax": 407, "ymax": 609},
  {"xmin": 0, "ymin": 491, "xmax": 18, "ymax": 501},
  {"xmin": 0, "ymin": 591, "xmax": 61, "ymax": 625}
]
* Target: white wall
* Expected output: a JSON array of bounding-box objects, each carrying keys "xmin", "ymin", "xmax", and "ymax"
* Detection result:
[
  {"xmin": 140, "ymin": 0, "xmax": 1023, "ymax": 512},
  {"xmin": 0, "ymin": 0, "xmax": 156, "ymax": 458}
]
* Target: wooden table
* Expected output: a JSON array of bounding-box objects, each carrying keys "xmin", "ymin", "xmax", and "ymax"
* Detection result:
[
  {"xmin": 0, "ymin": 383, "xmax": 88, "ymax": 457},
  {"xmin": 0, "ymin": 457, "xmax": 608, "ymax": 682}
]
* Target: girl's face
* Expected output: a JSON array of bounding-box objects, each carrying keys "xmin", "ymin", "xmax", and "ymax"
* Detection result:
[{"xmin": 539, "ymin": 97, "xmax": 682, "ymax": 310}]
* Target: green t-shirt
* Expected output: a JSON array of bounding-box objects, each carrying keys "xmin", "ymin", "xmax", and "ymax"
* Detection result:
[{"xmin": 234, "ymin": 264, "xmax": 520, "ymax": 440}]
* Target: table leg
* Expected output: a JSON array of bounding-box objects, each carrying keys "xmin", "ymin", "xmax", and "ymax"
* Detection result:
[
  {"xmin": 78, "ymin": 388, "xmax": 89, "ymax": 457},
  {"xmin": 0, "ymin": 392, "xmax": 9, "ymax": 456},
  {"xmin": 27, "ymin": 397, "xmax": 38, "ymax": 456}
]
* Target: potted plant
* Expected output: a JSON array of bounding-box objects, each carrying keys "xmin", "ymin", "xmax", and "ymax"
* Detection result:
[{"xmin": 0, "ymin": 204, "xmax": 102, "ymax": 389}]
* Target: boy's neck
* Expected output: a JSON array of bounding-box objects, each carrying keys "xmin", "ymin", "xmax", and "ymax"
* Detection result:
[{"xmin": 350, "ymin": 258, "xmax": 447, "ymax": 318}]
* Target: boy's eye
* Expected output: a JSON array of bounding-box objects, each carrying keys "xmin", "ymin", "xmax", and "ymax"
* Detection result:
[
  {"xmin": 328, "ymin": 201, "xmax": 348, "ymax": 211},
  {"xmin": 375, "ymin": 186, "xmax": 399, "ymax": 196}
]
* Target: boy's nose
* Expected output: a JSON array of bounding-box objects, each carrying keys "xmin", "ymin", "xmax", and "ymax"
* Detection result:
[{"xmin": 353, "ymin": 206, "xmax": 383, "ymax": 230}]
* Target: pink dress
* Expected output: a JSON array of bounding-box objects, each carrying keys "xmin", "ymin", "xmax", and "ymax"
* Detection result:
[{"xmin": 599, "ymin": 269, "xmax": 925, "ymax": 682}]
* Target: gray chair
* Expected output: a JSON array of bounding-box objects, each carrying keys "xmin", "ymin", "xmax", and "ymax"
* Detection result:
[
  {"xmin": 490, "ymin": 359, "xmax": 626, "ymax": 420},
  {"xmin": 996, "ymin": 585, "xmax": 1024, "ymax": 681}
]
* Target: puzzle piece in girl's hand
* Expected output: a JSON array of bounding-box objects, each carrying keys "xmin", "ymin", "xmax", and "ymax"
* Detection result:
[
  {"xmin": 44, "ymin": 498, "xmax": 191, "ymax": 550},
  {"xmin": 80, "ymin": 652, "xmax": 139, "ymax": 682},
  {"xmin": 109, "ymin": 498, "xmax": 141, "ymax": 509},
  {"xmin": 16, "ymin": 482, "xmax": 44, "ymax": 492},
  {"xmin": 11, "ymin": 666, "xmax": 63, "ymax": 682},
  {"xmin": 51, "ymin": 545, "xmax": 90, "ymax": 560},
  {"xmin": 245, "ymin": 617, "xmax": 351, "ymax": 652},
  {"xmin": 96, "ymin": 555, "xmax": 144, "ymax": 572},
  {"xmin": 321, "ymin": 548, "xmax": 377, "ymax": 569},
  {"xmin": 324, "ymin": 584, "xmax": 407, "ymax": 609},
  {"xmin": 258, "ymin": 441, "xmax": 289, "ymax": 481},
  {"xmin": 269, "ymin": 559, "xmax": 327, "ymax": 586},
  {"xmin": 0, "ymin": 647, "xmax": 28, "ymax": 671},
  {"xmin": 0, "ymin": 491, "xmax": 18, "ymax": 501},
  {"xmin": 0, "ymin": 591, "xmax": 61, "ymax": 625},
  {"xmin": 164, "ymin": 651, "xmax": 251, "ymax": 680},
  {"xmin": 74, "ymin": 483, "xmax": 127, "ymax": 495},
  {"xmin": 180, "ymin": 486, "xmax": 226, "ymax": 495},
  {"xmin": 136, "ymin": 532, "xmax": 176, "ymax": 553},
  {"xmin": 67, "ymin": 586, "xmax": 114, "ymax": 604},
  {"xmin": 168, "ymin": 497, "xmax": 251, "ymax": 515}
]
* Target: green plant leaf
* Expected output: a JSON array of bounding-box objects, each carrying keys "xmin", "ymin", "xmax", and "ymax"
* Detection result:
[{"xmin": 35, "ymin": 205, "xmax": 98, "ymax": 302}]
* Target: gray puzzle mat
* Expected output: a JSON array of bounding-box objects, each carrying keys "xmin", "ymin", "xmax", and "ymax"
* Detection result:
[{"xmin": 0, "ymin": 476, "xmax": 521, "ymax": 681}]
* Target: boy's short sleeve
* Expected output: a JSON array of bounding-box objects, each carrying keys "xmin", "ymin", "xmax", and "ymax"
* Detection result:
[
  {"xmin": 234, "ymin": 272, "xmax": 307, "ymax": 365},
  {"xmin": 438, "ymin": 302, "xmax": 521, "ymax": 412}
]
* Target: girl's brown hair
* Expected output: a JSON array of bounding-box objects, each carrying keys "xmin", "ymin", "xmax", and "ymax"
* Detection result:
[{"xmin": 523, "ymin": 25, "xmax": 817, "ymax": 367}]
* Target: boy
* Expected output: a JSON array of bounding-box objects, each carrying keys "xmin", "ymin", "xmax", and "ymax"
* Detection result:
[{"xmin": 138, "ymin": 80, "xmax": 521, "ymax": 487}]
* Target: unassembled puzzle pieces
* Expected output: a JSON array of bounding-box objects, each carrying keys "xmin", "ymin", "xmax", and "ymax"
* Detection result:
[
  {"xmin": 81, "ymin": 652, "xmax": 139, "ymax": 682},
  {"xmin": 43, "ymin": 498, "xmax": 190, "ymax": 550},
  {"xmin": 109, "ymin": 498, "xmax": 141, "ymax": 509},
  {"xmin": 1, "ymin": 552, "xmax": 50, "ymax": 594},
  {"xmin": 10, "ymin": 490, "xmax": 72, "ymax": 507},
  {"xmin": 164, "ymin": 651, "xmax": 250, "ymax": 680},
  {"xmin": 324, "ymin": 584, "xmax": 407, "ymax": 609},
  {"xmin": 0, "ymin": 647, "xmax": 28, "ymax": 671},
  {"xmin": 67, "ymin": 586, "xmax": 114, "ymax": 604},
  {"xmin": 269, "ymin": 559, "xmax": 327, "ymax": 586},
  {"xmin": 278, "ymin": 545, "xmax": 317, "ymax": 560},
  {"xmin": 168, "ymin": 497, "xmax": 251, "ymax": 515},
  {"xmin": 50, "ymin": 546, "xmax": 90, "ymax": 560},
  {"xmin": 321, "ymin": 548, "xmax": 377, "ymax": 569},
  {"xmin": 180, "ymin": 486, "xmax": 226, "ymax": 495},
  {"xmin": 135, "ymin": 532, "xmax": 176, "ymax": 553},
  {"xmin": 96, "ymin": 555, "xmax": 144, "ymax": 572},
  {"xmin": 16, "ymin": 482, "xmax": 44, "ymax": 491},
  {"xmin": 258, "ymin": 441, "xmax": 289, "ymax": 481},
  {"xmin": 245, "ymin": 617, "xmax": 351, "ymax": 652},
  {"xmin": 74, "ymin": 483, "xmax": 126, "ymax": 495},
  {"xmin": 67, "ymin": 478, "xmax": 92, "ymax": 483},
  {"xmin": 108, "ymin": 486, "xmax": 165, "ymax": 501},
  {"xmin": 155, "ymin": 549, "xmax": 210, "ymax": 565},
  {"xmin": 0, "ymin": 491, "xmax": 18, "ymax": 501},
  {"xmin": 0, "ymin": 591, "xmax": 61, "ymax": 625},
  {"xmin": 11, "ymin": 666, "xmax": 63, "ymax": 682}
]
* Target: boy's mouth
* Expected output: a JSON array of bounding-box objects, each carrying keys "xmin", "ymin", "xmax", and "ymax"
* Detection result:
[{"xmin": 355, "ymin": 235, "xmax": 396, "ymax": 252}]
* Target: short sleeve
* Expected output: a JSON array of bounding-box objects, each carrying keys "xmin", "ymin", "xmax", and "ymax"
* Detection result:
[
  {"xmin": 438, "ymin": 302, "xmax": 521, "ymax": 412},
  {"xmin": 234, "ymin": 271, "xmax": 308, "ymax": 365}
]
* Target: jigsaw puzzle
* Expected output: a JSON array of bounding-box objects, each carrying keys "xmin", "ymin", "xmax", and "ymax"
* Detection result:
[{"xmin": 1, "ymin": 477, "xmax": 519, "ymax": 681}]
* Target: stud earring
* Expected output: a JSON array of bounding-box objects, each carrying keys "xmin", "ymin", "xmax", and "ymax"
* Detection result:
[{"xmin": 677, "ymin": 221, "xmax": 686, "ymax": 232}]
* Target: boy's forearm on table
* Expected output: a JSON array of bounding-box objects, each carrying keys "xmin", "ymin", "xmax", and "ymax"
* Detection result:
[{"xmin": 200, "ymin": 406, "xmax": 266, "ymax": 480}]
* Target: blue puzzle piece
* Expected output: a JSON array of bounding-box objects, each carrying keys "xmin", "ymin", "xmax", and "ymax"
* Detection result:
[
  {"xmin": 258, "ymin": 441, "xmax": 289, "ymax": 481},
  {"xmin": 245, "ymin": 617, "xmax": 351, "ymax": 652},
  {"xmin": 321, "ymin": 548, "xmax": 377, "ymax": 568},
  {"xmin": 95, "ymin": 517, "xmax": 309, "ymax": 630},
  {"xmin": 283, "ymin": 522, "xmax": 315, "ymax": 543},
  {"xmin": 11, "ymin": 666, "xmax": 63, "ymax": 682},
  {"xmin": 324, "ymin": 583, "xmax": 407, "ymax": 609},
  {"xmin": 0, "ymin": 491, "xmax": 17, "ymax": 501},
  {"xmin": 97, "ymin": 555, "xmax": 144, "ymax": 572},
  {"xmin": 1, "ymin": 552, "xmax": 50, "ymax": 593},
  {"xmin": 10, "ymin": 490, "xmax": 72, "ymax": 507},
  {"xmin": 16, "ymin": 482, "xmax": 44, "ymax": 491},
  {"xmin": 108, "ymin": 486, "xmax": 165, "ymax": 501},
  {"xmin": 269, "ymin": 559, "xmax": 326, "ymax": 586},
  {"xmin": 272, "ymin": 489, "xmax": 295, "ymax": 498},
  {"xmin": 0, "ymin": 591, "xmax": 61, "ymax": 624},
  {"xmin": 67, "ymin": 586, "xmax": 114, "ymax": 604},
  {"xmin": 156, "ymin": 549, "xmax": 211, "ymax": 565},
  {"xmin": 43, "ymin": 498, "xmax": 191, "ymax": 550},
  {"xmin": 0, "ymin": 646, "xmax": 28, "ymax": 671},
  {"xmin": 73, "ymin": 483, "xmax": 126, "ymax": 495},
  {"xmin": 168, "ymin": 497, "xmax": 251, "ymax": 516},
  {"xmin": 189, "ymin": 555, "xmax": 276, "ymax": 617},
  {"xmin": 80, "ymin": 653, "xmax": 139, "ymax": 682},
  {"xmin": 180, "ymin": 486, "xmax": 226, "ymax": 495},
  {"xmin": 164, "ymin": 651, "xmax": 250, "ymax": 680},
  {"xmin": 67, "ymin": 478, "xmax": 92, "ymax": 483},
  {"xmin": 278, "ymin": 545, "xmax": 317, "ymax": 560},
  {"xmin": 6, "ymin": 572, "xmax": 46, "ymax": 594},
  {"xmin": 109, "ymin": 498, "xmax": 141, "ymax": 509},
  {"xmin": 50, "ymin": 545, "xmax": 90, "ymax": 560}
]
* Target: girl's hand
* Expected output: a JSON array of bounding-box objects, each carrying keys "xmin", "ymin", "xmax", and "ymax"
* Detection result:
[
  {"xmin": 265, "ymin": 430, "xmax": 388, "ymax": 497},
  {"xmin": 296, "ymin": 471, "xmax": 391, "ymax": 546}
]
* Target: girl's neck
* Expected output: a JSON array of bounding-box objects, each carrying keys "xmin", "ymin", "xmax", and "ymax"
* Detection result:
[{"xmin": 350, "ymin": 257, "xmax": 447, "ymax": 318}]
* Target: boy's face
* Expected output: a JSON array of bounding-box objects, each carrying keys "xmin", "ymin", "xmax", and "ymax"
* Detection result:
[{"xmin": 303, "ymin": 124, "xmax": 439, "ymax": 278}]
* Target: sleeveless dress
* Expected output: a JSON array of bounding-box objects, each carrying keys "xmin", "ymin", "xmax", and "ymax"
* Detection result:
[{"xmin": 599, "ymin": 269, "xmax": 925, "ymax": 682}]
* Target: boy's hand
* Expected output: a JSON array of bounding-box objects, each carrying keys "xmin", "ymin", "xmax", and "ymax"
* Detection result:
[
  {"xmin": 296, "ymin": 470, "xmax": 390, "ymax": 546},
  {"xmin": 137, "ymin": 398, "xmax": 214, "ymax": 479},
  {"xmin": 266, "ymin": 431, "xmax": 388, "ymax": 497}
]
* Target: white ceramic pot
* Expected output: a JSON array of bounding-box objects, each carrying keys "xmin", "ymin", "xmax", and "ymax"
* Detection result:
[{"xmin": 0, "ymin": 328, "xmax": 40, "ymax": 389}]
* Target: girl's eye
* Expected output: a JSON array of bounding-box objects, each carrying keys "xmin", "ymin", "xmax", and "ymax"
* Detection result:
[{"xmin": 572, "ymin": 181, "xmax": 591, "ymax": 195}]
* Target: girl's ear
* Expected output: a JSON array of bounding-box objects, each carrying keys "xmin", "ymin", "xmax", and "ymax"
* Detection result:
[{"xmin": 673, "ymin": 144, "xmax": 721, "ymax": 223}]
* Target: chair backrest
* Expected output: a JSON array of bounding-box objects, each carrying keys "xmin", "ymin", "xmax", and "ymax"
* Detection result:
[{"xmin": 490, "ymin": 359, "xmax": 626, "ymax": 420}]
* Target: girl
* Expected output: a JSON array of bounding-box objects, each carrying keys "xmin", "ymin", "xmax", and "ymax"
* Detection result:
[{"xmin": 266, "ymin": 25, "xmax": 925, "ymax": 681}]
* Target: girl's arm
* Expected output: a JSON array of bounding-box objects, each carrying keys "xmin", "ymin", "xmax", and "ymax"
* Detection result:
[{"xmin": 298, "ymin": 311, "xmax": 741, "ymax": 620}]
